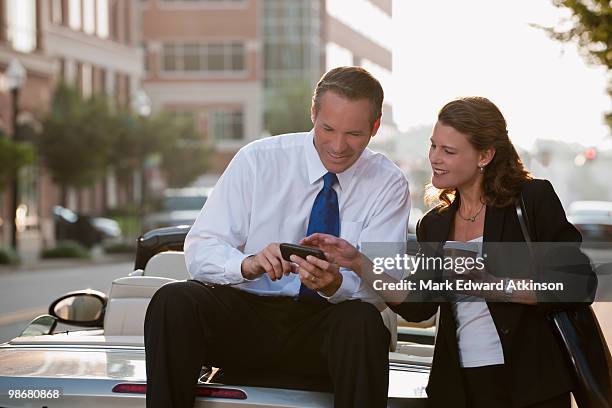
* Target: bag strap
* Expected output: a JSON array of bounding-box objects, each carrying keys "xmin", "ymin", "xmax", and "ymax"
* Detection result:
[
  {"xmin": 515, "ymin": 194, "xmax": 545, "ymax": 286},
  {"xmin": 515, "ymin": 194, "xmax": 534, "ymax": 256}
]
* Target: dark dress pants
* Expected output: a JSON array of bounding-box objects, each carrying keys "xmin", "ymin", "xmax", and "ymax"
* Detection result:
[
  {"xmin": 144, "ymin": 280, "xmax": 390, "ymax": 408},
  {"xmin": 460, "ymin": 364, "xmax": 571, "ymax": 408}
]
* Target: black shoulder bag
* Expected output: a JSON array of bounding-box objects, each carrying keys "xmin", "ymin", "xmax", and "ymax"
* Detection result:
[{"xmin": 515, "ymin": 195, "xmax": 612, "ymax": 408}]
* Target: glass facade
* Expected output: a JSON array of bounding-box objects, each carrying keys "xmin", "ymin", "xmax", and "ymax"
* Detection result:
[{"xmin": 262, "ymin": 0, "xmax": 322, "ymax": 87}]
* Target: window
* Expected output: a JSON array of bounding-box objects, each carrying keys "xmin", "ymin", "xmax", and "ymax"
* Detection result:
[
  {"xmin": 230, "ymin": 43, "xmax": 245, "ymax": 70},
  {"xmin": 183, "ymin": 43, "xmax": 201, "ymax": 71},
  {"xmin": 161, "ymin": 42, "xmax": 245, "ymax": 74},
  {"xmin": 210, "ymin": 109, "xmax": 244, "ymax": 141},
  {"xmin": 68, "ymin": 0, "xmax": 81, "ymax": 30},
  {"xmin": 207, "ymin": 43, "xmax": 225, "ymax": 71},
  {"xmin": 96, "ymin": 0, "xmax": 109, "ymax": 38},
  {"xmin": 83, "ymin": 0, "xmax": 95, "ymax": 34},
  {"xmin": 161, "ymin": 0, "xmax": 244, "ymax": 3},
  {"xmin": 142, "ymin": 42, "xmax": 149, "ymax": 73},
  {"xmin": 5, "ymin": 0, "xmax": 37, "ymax": 52},
  {"xmin": 162, "ymin": 44, "xmax": 178, "ymax": 71}
]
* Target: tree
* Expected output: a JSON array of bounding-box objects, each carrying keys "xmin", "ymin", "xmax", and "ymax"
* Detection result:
[
  {"xmin": 541, "ymin": 0, "xmax": 611, "ymax": 127},
  {"xmin": 154, "ymin": 113, "xmax": 212, "ymax": 188},
  {"xmin": 108, "ymin": 111, "xmax": 211, "ymax": 197},
  {"xmin": 0, "ymin": 136, "xmax": 34, "ymax": 192},
  {"xmin": 37, "ymin": 84, "xmax": 114, "ymax": 205},
  {"xmin": 265, "ymin": 79, "xmax": 314, "ymax": 136}
]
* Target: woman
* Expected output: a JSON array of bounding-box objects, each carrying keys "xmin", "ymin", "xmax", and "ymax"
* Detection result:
[{"xmin": 298, "ymin": 97, "xmax": 596, "ymax": 407}]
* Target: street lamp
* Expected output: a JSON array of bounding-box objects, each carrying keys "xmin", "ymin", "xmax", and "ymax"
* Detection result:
[
  {"xmin": 5, "ymin": 59, "xmax": 26, "ymax": 250},
  {"xmin": 132, "ymin": 89, "xmax": 152, "ymax": 118}
]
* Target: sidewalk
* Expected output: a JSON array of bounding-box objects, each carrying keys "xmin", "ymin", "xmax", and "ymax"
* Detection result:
[{"xmin": 1, "ymin": 230, "xmax": 132, "ymax": 273}]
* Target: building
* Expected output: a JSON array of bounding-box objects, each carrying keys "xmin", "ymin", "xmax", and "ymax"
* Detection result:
[
  {"xmin": 323, "ymin": 0, "xmax": 396, "ymax": 157},
  {"xmin": 0, "ymin": 0, "xmax": 143, "ymax": 248},
  {"xmin": 141, "ymin": 0, "xmax": 397, "ymax": 174},
  {"xmin": 141, "ymin": 0, "xmax": 263, "ymax": 172},
  {"xmin": 264, "ymin": 0, "xmax": 396, "ymax": 155}
]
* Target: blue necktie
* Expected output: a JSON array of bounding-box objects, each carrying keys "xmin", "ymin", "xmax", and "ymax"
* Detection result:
[{"xmin": 299, "ymin": 172, "xmax": 340, "ymax": 300}]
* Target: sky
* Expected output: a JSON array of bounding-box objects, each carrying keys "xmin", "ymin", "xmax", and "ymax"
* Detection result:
[{"xmin": 392, "ymin": 0, "xmax": 610, "ymax": 150}]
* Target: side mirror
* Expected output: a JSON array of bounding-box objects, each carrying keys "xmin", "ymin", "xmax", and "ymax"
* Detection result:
[{"xmin": 49, "ymin": 290, "xmax": 107, "ymax": 327}]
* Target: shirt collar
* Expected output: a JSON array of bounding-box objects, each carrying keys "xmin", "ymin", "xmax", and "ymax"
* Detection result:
[{"xmin": 304, "ymin": 130, "xmax": 364, "ymax": 191}]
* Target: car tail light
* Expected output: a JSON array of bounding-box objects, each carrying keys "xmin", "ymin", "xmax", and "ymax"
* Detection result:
[
  {"xmin": 112, "ymin": 383, "xmax": 147, "ymax": 394},
  {"xmin": 196, "ymin": 387, "xmax": 247, "ymax": 399},
  {"xmin": 112, "ymin": 383, "xmax": 247, "ymax": 400}
]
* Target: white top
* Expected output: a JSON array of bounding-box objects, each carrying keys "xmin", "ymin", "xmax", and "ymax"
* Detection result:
[
  {"xmin": 447, "ymin": 236, "xmax": 505, "ymax": 368},
  {"xmin": 184, "ymin": 131, "xmax": 411, "ymax": 304}
]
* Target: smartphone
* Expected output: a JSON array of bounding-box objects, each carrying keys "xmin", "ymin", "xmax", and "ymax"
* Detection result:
[{"xmin": 280, "ymin": 243, "xmax": 326, "ymax": 262}]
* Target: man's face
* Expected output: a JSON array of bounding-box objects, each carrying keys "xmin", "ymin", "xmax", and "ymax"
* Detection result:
[{"xmin": 311, "ymin": 91, "xmax": 380, "ymax": 174}]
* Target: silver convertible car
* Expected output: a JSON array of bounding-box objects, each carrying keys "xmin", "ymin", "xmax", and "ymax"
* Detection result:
[{"xmin": 0, "ymin": 227, "xmax": 433, "ymax": 407}]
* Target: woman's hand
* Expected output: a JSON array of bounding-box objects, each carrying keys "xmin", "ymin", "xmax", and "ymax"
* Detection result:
[{"xmin": 300, "ymin": 233, "xmax": 365, "ymax": 275}]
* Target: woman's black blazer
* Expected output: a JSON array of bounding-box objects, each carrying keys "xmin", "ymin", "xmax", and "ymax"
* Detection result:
[{"xmin": 391, "ymin": 179, "xmax": 597, "ymax": 408}]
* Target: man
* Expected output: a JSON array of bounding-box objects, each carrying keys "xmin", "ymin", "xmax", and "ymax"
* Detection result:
[{"xmin": 144, "ymin": 66, "xmax": 411, "ymax": 408}]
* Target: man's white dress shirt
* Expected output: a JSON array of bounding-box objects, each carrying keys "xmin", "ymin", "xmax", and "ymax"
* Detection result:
[{"xmin": 184, "ymin": 131, "xmax": 410, "ymax": 304}]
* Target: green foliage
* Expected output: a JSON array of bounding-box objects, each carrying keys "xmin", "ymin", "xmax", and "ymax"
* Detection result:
[
  {"xmin": 108, "ymin": 214, "xmax": 141, "ymax": 239},
  {"xmin": 37, "ymin": 83, "xmax": 212, "ymax": 204},
  {"xmin": 0, "ymin": 137, "xmax": 35, "ymax": 191},
  {"xmin": 541, "ymin": 0, "xmax": 611, "ymax": 128},
  {"xmin": 37, "ymin": 84, "xmax": 113, "ymax": 189},
  {"xmin": 0, "ymin": 246, "xmax": 21, "ymax": 265},
  {"xmin": 40, "ymin": 240, "xmax": 90, "ymax": 259},
  {"xmin": 545, "ymin": 0, "xmax": 611, "ymax": 69},
  {"xmin": 107, "ymin": 110, "xmax": 144, "ymax": 187},
  {"xmin": 265, "ymin": 79, "xmax": 314, "ymax": 136},
  {"xmin": 155, "ymin": 114, "xmax": 212, "ymax": 187}
]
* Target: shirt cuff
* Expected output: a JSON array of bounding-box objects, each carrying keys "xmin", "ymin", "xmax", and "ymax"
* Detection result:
[
  {"xmin": 224, "ymin": 252, "xmax": 253, "ymax": 284},
  {"xmin": 319, "ymin": 268, "xmax": 359, "ymax": 304}
]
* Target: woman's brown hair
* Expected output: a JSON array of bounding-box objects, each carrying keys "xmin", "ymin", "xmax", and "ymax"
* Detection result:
[{"xmin": 426, "ymin": 96, "xmax": 532, "ymax": 209}]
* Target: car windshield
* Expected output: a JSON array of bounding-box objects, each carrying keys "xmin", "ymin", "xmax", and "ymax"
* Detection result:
[{"xmin": 162, "ymin": 196, "xmax": 207, "ymax": 211}]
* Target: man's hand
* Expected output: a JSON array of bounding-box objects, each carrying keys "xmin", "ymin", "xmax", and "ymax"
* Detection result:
[
  {"xmin": 241, "ymin": 243, "xmax": 296, "ymax": 281},
  {"xmin": 300, "ymin": 233, "xmax": 362, "ymax": 274},
  {"xmin": 290, "ymin": 254, "xmax": 343, "ymax": 297}
]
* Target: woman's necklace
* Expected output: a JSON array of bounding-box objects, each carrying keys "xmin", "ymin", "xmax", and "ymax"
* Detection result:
[{"xmin": 458, "ymin": 200, "xmax": 485, "ymax": 222}]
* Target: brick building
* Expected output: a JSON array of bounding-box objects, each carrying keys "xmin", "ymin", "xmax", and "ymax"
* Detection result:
[{"xmin": 0, "ymin": 0, "xmax": 143, "ymax": 248}]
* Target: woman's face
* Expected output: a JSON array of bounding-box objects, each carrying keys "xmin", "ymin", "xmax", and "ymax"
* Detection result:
[{"xmin": 429, "ymin": 121, "xmax": 488, "ymax": 190}]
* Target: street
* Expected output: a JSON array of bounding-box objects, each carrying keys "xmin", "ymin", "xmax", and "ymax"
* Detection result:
[
  {"xmin": 1, "ymin": 251, "xmax": 612, "ymax": 348},
  {"xmin": 0, "ymin": 261, "xmax": 131, "ymax": 343}
]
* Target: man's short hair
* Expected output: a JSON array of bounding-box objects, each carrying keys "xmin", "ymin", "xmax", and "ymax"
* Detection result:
[{"xmin": 312, "ymin": 66, "xmax": 384, "ymax": 127}]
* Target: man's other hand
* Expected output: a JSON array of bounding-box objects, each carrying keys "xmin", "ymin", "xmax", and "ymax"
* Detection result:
[
  {"xmin": 241, "ymin": 243, "xmax": 296, "ymax": 281},
  {"xmin": 290, "ymin": 255, "xmax": 343, "ymax": 297}
]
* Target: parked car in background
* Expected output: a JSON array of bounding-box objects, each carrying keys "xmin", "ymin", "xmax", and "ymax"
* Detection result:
[
  {"xmin": 142, "ymin": 187, "xmax": 212, "ymax": 232},
  {"xmin": 567, "ymin": 200, "xmax": 612, "ymax": 244},
  {"xmin": 53, "ymin": 206, "xmax": 122, "ymax": 248}
]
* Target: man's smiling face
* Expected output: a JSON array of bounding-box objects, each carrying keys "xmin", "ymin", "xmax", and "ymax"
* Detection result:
[{"xmin": 311, "ymin": 91, "xmax": 380, "ymax": 174}]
